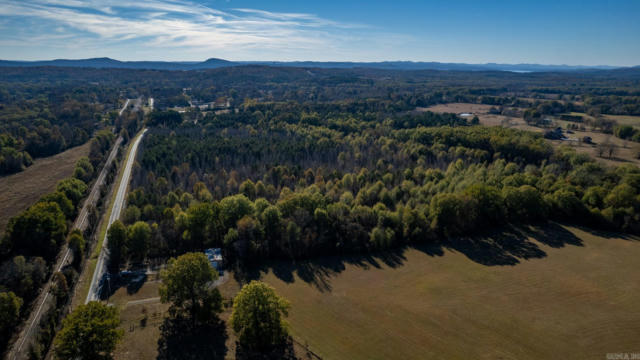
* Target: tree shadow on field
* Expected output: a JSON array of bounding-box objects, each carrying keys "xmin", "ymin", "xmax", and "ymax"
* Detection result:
[
  {"xmin": 519, "ymin": 222, "xmax": 584, "ymax": 248},
  {"xmin": 444, "ymin": 227, "xmax": 546, "ymax": 266},
  {"xmin": 572, "ymin": 224, "xmax": 640, "ymax": 241},
  {"xmin": 157, "ymin": 317, "xmax": 228, "ymax": 360},
  {"xmin": 235, "ymin": 246, "xmax": 412, "ymax": 293},
  {"xmin": 99, "ymin": 271, "xmax": 148, "ymax": 300},
  {"xmin": 444, "ymin": 222, "xmax": 583, "ymax": 266},
  {"xmin": 235, "ymin": 222, "xmax": 587, "ymax": 292}
]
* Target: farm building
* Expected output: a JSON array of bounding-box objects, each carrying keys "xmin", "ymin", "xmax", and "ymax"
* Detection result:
[{"xmin": 205, "ymin": 248, "xmax": 224, "ymax": 275}]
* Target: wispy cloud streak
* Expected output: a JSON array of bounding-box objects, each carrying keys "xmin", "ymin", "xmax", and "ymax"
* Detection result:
[{"xmin": 0, "ymin": 0, "xmax": 362, "ymax": 56}]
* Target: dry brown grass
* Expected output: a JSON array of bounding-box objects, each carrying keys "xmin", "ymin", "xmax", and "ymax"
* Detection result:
[
  {"xmin": 421, "ymin": 103, "xmax": 640, "ymax": 166},
  {"xmin": 606, "ymin": 114, "xmax": 640, "ymax": 129},
  {"xmin": 563, "ymin": 112, "xmax": 640, "ymax": 129},
  {"xmin": 113, "ymin": 225, "xmax": 640, "ymax": 360},
  {"xmin": 0, "ymin": 142, "xmax": 90, "ymax": 235},
  {"xmin": 549, "ymin": 131, "xmax": 640, "ymax": 166},
  {"xmin": 112, "ymin": 270, "xmax": 316, "ymax": 360},
  {"xmin": 247, "ymin": 225, "xmax": 640, "ymax": 360},
  {"xmin": 110, "ymin": 275, "xmax": 165, "ymax": 360},
  {"xmin": 418, "ymin": 103, "xmax": 495, "ymax": 115},
  {"xmin": 419, "ymin": 102, "xmax": 539, "ymax": 132},
  {"xmin": 114, "ymin": 300, "xmax": 169, "ymax": 360}
]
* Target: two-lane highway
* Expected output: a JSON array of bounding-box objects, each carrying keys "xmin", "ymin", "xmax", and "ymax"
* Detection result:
[{"xmin": 85, "ymin": 128, "xmax": 148, "ymax": 303}]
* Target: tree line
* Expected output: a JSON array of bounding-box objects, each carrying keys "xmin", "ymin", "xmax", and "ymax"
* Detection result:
[{"xmin": 0, "ymin": 130, "xmax": 116, "ymax": 356}]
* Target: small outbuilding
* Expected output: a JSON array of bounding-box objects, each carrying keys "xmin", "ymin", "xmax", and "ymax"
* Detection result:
[
  {"xmin": 544, "ymin": 127, "xmax": 564, "ymax": 140},
  {"xmin": 205, "ymin": 248, "xmax": 224, "ymax": 275}
]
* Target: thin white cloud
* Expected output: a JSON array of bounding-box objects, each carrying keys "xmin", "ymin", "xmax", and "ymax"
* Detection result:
[
  {"xmin": 231, "ymin": 8, "xmax": 366, "ymax": 29},
  {"xmin": 0, "ymin": 0, "xmax": 367, "ymax": 58}
]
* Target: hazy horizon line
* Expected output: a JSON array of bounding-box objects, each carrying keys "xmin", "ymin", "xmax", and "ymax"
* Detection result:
[{"xmin": 0, "ymin": 57, "xmax": 634, "ymax": 68}]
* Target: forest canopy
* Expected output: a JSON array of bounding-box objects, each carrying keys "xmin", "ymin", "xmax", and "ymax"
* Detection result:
[{"xmin": 121, "ymin": 101, "xmax": 640, "ymax": 265}]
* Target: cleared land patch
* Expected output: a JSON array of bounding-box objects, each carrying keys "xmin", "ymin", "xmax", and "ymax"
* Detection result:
[
  {"xmin": 247, "ymin": 225, "xmax": 640, "ymax": 360},
  {"xmin": 422, "ymin": 103, "xmax": 640, "ymax": 166},
  {"xmin": 113, "ymin": 224, "xmax": 640, "ymax": 360},
  {"xmin": 560, "ymin": 112, "xmax": 640, "ymax": 129},
  {"xmin": 551, "ymin": 113, "xmax": 640, "ymax": 165},
  {"xmin": 606, "ymin": 114, "xmax": 640, "ymax": 128},
  {"xmin": 243, "ymin": 225, "xmax": 640, "ymax": 360},
  {"xmin": 0, "ymin": 142, "xmax": 90, "ymax": 235},
  {"xmin": 548, "ymin": 128, "xmax": 640, "ymax": 166},
  {"xmin": 419, "ymin": 103, "xmax": 539, "ymax": 132},
  {"xmin": 110, "ymin": 274, "xmax": 168, "ymax": 360},
  {"xmin": 110, "ymin": 272, "xmax": 314, "ymax": 360}
]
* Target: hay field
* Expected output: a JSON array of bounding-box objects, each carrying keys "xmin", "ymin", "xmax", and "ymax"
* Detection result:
[
  {"xmin": 113, "ymin": 224, "xmax": 640, "ymax": 360},
  {"xmin": 0, "ymin": 142, "xmax": 90, "ymax": 235},
  {"xmin": 248, "ymin": 225, "xmax": 640, "ymax": 360}
]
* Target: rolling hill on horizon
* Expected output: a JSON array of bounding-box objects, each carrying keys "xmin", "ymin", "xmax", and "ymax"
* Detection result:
[{"xmin": 0, "ymin": 57, "xmax": 626, "ymax": 72}]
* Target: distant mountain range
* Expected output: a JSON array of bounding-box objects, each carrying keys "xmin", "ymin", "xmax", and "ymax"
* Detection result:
[
  {"xmin": 0, "ymin": 57, "xmax": 235, "ymax": 70},
  {"xmin": 0, "ymin": 57, "xmax": 626, "ymax": 72}
]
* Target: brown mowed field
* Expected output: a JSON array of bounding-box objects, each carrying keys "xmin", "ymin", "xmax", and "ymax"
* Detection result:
[
  {"xmin": 246, "ymin": 225, "xmax": 640, "ymax": 360},
  {"xmin": 0, "ymin": 142, "xmax": 90, "ymax": 235},
  {"xmin": 606, "ymin": 114, "xmax": 640, "ymax": 129},
  {"xmin": 418, "ymin": 103, "xmax": 496, "ymax": 115},
  {"xmin": 113, "ymin": 224, "xmax": 640, "ymax": 360}
]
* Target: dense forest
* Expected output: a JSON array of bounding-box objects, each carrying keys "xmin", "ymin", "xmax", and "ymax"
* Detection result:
[
  {"xmin": 0, "ymin": 83, "xmax": 120, "ymax": 174},
  {"xmin": 2, "ymin": 66, "xmax": 639, "ymax": 176},
  {"xmin": 2, "ymin": 65, "xmax": 640, "ymax": 113},
  {"xmin": 2, "ymin": 65, "xmax": 638, "ymax": 176},
  {"xmin": 111, "ymin": 102, "xmax": 640, "ymax": 268}
]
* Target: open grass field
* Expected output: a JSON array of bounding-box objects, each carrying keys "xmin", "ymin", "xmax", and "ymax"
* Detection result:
[
  {"xmin": 419, "ymin": 103, "xmax": 540, "ymax": 132},
  {"xmin": 606, "ymin": 114, "xmax": 640, "ymax": 128},
  {"xmin": 421, "ymin": 104, "xmax": 640, "ymax": 166},
  {"xmin": 110, "ymin": 273, "xmax": 168, "ymax": 360},
  {"xmin": 547, "ymin": 127, "xmax": 640, "ymax": 166},
  {"xmin": 246, "ymin": 225, "xmax": 640, "ymax": 360},
  {"xmin": 562, "ymin": 112, "xmax": 640, "ymax": 129},
  {"xmin": 110, "ymin": 273, "xmax": 317, "ymax": 360},
  {"xmin": 551, "ymin": 116, "xmax": 640, "ymax": 166},
  {"xmin": 0, "ymin": 142, "xmax": 90, "ymax": 235},
  {"xmin": 112, "ymin": 224, "xmax": 640, "ymax": 360}
]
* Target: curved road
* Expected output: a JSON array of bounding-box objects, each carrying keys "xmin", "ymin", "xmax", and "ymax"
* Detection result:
[{"xmin": 85, "ymin": 128, "xmax": 148, "ymax": 303}]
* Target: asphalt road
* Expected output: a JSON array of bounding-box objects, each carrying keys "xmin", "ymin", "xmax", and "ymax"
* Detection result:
[
  {"xmin": 8, "ymin": 135, "xmax": 123, "ymax": 360},
  {"xmin": 8, "ymin": 98, "xmax": 142, "ymax": 359},
  {"xmin": 85, "ymin": 128, "xmax": 148, "ymax": 303},
  {"xmin": 119, "ymin": 99, "xmax": 130, "ymax": 116}
]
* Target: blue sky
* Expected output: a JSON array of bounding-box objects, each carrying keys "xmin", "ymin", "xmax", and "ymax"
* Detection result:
[{"xmin": 0, "ymin": 0, "xmax": 638, "ymax": 65}]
